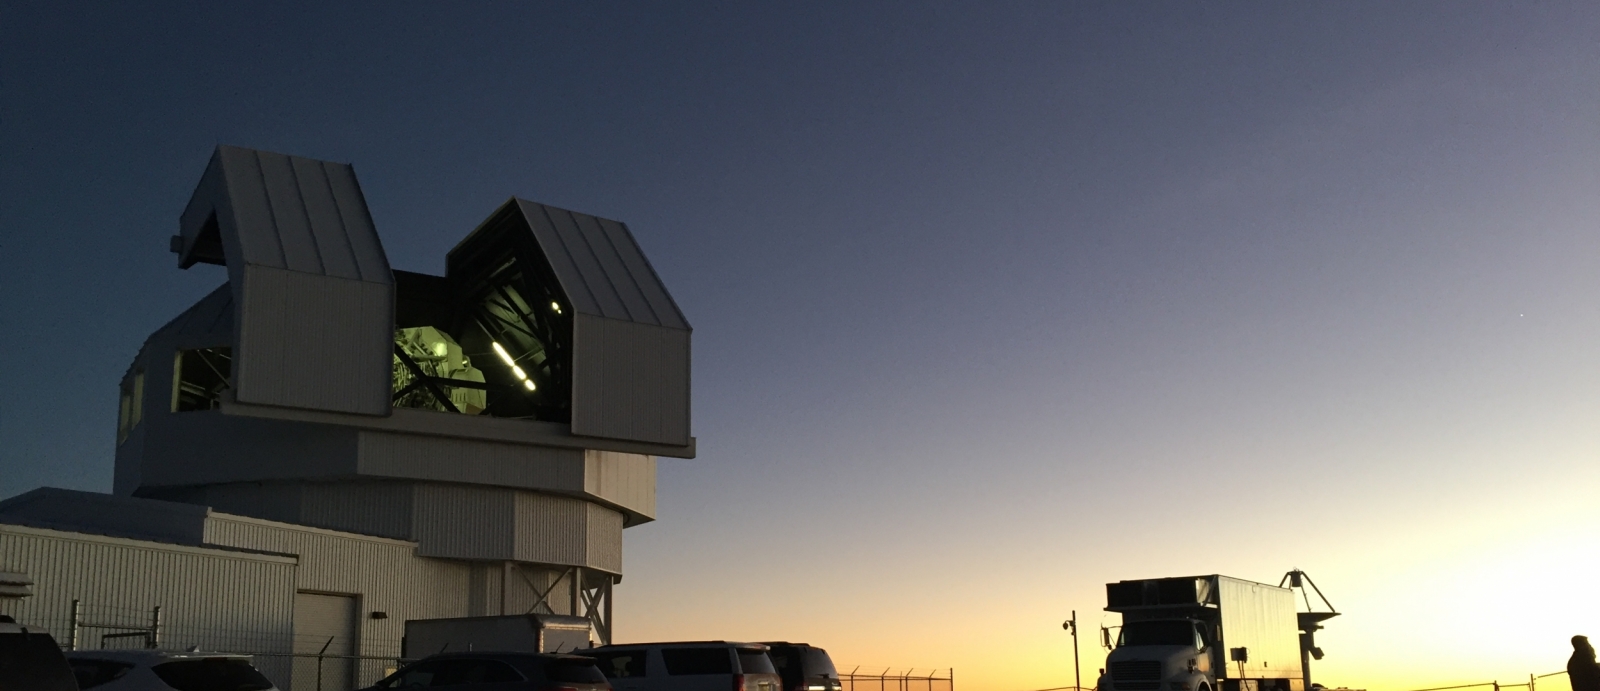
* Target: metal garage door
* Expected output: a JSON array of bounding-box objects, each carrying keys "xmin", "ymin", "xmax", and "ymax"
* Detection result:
[{"xmin": 293, "ymin": 592, "xmax": 357, "ymax": 691}]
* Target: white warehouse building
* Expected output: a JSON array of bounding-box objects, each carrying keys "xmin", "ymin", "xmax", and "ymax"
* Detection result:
[{"xmin": 0, "ymin": 146, "xmax": 694, "ymax": 690}]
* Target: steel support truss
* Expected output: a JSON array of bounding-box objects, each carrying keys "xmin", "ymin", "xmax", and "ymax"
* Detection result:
[{"xmin": 514, "ymin": 564, "xmax": 613, "ymax": 646}]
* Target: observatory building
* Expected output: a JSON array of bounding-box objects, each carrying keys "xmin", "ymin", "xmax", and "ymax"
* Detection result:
[{"xmin": 0, "ymin": 146, "xmax": 693, "ymax": 688}]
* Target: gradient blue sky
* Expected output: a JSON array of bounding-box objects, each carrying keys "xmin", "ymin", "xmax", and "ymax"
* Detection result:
[{"xmin": 4, "ymin": 3, "xmax": 1600, "ymax": 690}]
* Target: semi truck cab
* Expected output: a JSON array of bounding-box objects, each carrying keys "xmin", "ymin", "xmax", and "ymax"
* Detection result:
[{"xmin": 1106, "ymin": 618, "xmax": 1215, "ymax": 691}]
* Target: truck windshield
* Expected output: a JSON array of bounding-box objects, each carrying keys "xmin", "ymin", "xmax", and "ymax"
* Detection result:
[{"xmin": 1119, "ymin": 621, "xmax": 1199, "ymax": 648}]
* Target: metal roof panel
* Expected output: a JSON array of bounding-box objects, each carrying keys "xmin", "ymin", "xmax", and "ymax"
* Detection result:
[
  {"xmin": 290, "ymin": 156, "xmax": 362, "ymax": 280},
  {"xmin": 256, "ymin": 150, "xmax": 324, "ymax": 274},
  {"xmin": 503, "ymin": 199, "xmax": 689, "ymax": 330},
  {"xmin": 543, "ymin": 204, "xmax": 633, "ymax": 320},
  {"xmin": 324, "ymin": 160, "xmax": 390, "ymax": 282}
]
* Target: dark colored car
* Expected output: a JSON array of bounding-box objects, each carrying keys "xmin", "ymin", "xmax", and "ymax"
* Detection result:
[
  {"xmin": 758, "ymin": 644, "xmax": 839, "ymax": 691},
  {"xmin": 362, "ymin": 652, "xmax": 611, "ymax": 691},
  {"xmin": 0, "ymin": 618, "xmax": 78, "ymax": 691}
]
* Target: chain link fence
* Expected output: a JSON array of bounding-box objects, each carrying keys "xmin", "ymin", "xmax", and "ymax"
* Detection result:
[
  {"xmin": 839, "ymin": 667, "xmax": 954, "ymax": 691},
  {"xmin": 1402, "ymin": 670, "xmax": 1569, "ymax": 691}
]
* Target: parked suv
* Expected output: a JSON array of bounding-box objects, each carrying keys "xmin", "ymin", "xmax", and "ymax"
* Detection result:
[
  {"xmin": 758, "ymin": 644, "xmax": 840, "ymax": 691},
  {"xmin": 363, "ymin": 652, "xmax": 610, "ymax": 691},
  {"xmin": 0, "ymin": 618, "xmax": 77, "ymax": 691},
  {"xmin": 64, "ymin": 650, "xmax": 277, "ymax": 691},
  {"xmin": 586, "ymin": 642, "xmax": 781, "ymax": 691}
]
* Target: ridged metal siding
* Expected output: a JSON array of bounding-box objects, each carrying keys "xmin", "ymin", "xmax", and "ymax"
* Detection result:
[
  {"xmin": 585, "ymin": 503, "xmax": 623, "ymax": 573},
  {"xmin": 358, "ymin": 431, "xmax": 587, "ymax": 491},
  {"xmin": 0, "ymin": 523, "xmax": 296, "ymax": 654},
  {"xmin": 411, "ymin": 485, "xmax": 517, "ymax": 561},
  {"xmin": 584, "ymin": 451, "xmax": 656, "ymax": 520},
  {"xmin": 571, "ymin": 314, "xmax": 691, "ymax": 446},
  {"xmin": 407, "ymin": 485, "xmax": 621, "ymax": 573},
  {"xmin": 513, "ymin": 493, "xmax": 589, "ymax": 566},
  {"xmin": 201, "ymin": 514, "xmax": 474, "ymax": 659},
  {"xmin": 176, "ymin": 146, "xmax": 394, "ymax": 417}
]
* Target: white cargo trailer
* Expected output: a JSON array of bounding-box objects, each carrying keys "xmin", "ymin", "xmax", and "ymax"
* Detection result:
[
  {"xmin": 404, "ymin": 614, "xmax": 593, "ymax": 657},
  {"xmin": 1101, "ymin": 575, "xmax": 1310, "ymax": 691}
]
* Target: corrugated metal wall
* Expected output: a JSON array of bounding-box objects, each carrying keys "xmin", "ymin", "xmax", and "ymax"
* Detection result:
[
  {"xmin": 585, "ymin": 504, "xmax": 623, "ymax": 574},
  {"xmin": 512, "ymin": 493, "xmax": 589, "ymax": 566},
  {"xmin": 0, "ymin": 524, "xmax": 296, "ymax": 655},
  {"xmin": 571, "ymin": 314, "xmax": 690, "ymax": 446},
  {"xmin": 406, "ymin": 485, "xmax": 622, "ymax": 574},
  {"xmin": 411, "ymin": 485, "xmax": 518, "ymax": 561},
  {"xmin": 201, "ymin": 514, "xmax": 474, "ymax": 658}
]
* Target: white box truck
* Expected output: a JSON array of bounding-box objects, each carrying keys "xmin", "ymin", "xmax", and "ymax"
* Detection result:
[
  {"xmin": 1101, "ymin": 575, "xmax": 1309, "ymax": 691},
  {"xmin": 404, "ymin": 614, "xmax": 593, "ymax": 657}
]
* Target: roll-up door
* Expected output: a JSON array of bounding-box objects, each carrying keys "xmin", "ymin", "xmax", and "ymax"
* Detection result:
[{"xmin": 293, "ymin": 592, "xmax": 357, "ymax": 691}]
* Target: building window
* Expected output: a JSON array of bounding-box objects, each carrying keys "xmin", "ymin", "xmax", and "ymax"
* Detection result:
[
  {"xmin": 172, "ymin": 347, "xmax": 232, "ymax": 412},
  {"xmin": 117, "ymin": 368, "xmax": 145, "ymax": 444}
]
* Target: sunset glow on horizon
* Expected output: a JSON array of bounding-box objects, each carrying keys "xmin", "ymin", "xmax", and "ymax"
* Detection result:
[{"xmin": 5, "ymin": 4, "xmax": 1600, "ymax": 691}]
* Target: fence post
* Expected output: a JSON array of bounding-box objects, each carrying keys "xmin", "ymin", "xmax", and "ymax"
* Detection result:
[
  {"xmin": 67, "ymin": 599, "xmax": 80, "ymax": 651},
  {"xmin": 317, "ymin": 635, "xmax": 334, "ymax": 691},
  {"xmin": 149, "ymin": 606, "xmax": 162, "ymax": 649}
]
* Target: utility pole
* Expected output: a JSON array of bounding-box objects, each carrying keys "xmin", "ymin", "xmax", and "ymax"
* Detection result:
[{"xmin": 1063, "ymin": 611, "xmax": 1081, "ymax": 691}]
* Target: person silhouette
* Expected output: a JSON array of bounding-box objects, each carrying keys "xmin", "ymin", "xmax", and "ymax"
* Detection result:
[{"xmin": 1571, "ymin": 635, "xmax": 1600, "ymax": 691}]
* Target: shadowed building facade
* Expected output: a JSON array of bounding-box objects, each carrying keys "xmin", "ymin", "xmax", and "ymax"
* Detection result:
[{"xmin": 0, "ymin": 146, "xmax": 693, "ymax": 689}]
